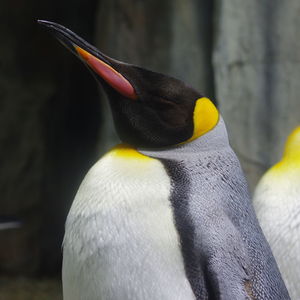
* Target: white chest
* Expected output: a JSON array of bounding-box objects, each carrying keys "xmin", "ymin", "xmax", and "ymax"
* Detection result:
[
  {"xmin": 253, "ymin": 170, "xmax": 300, "ymax": 300},
  {"xmin": 62, "ymin": 148, "xmax": 194, "ymax": 300}
]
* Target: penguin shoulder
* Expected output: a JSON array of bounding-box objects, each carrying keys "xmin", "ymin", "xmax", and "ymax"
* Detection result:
[
  {"xmin": 63, "ymin": 144, "xmax": 171, "ymax": 252},
  {"xmin": 69, "ymin": 144, "xmax": 169, "ymax": 211},
  {"xmin": 253, "ymin": 156, "xmax": 300, "ymax": 239},
  {"xmin": 254, "ymin": 157, "xmax": 300, "ymax": 203}
]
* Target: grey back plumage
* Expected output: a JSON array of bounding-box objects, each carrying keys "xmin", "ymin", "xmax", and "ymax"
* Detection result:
[{"xmin": 141, "ymin": 118, "xmax": 290, "ymax": 300}]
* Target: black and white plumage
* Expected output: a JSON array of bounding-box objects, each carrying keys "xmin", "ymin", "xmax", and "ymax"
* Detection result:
[
  {"xmin": 253, "ymin": 127, "xmax": 300, "ymax": 300},
  {"xmin": 39, "ymin": 21, "xmax": 290, "ymax": 300}
]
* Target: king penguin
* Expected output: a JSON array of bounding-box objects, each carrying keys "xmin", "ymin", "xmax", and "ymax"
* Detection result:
[
  {"xmin": 38, "ymin": 20, "xmax": 290, "ymax": 300},
  {"xmin": 253, "ymin": 127, "xmax": 300, "ymax": 300}
]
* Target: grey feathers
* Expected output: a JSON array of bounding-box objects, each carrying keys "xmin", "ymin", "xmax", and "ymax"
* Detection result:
[{"xmin": 141, "ymin": 118, "xmax": 290, "ymax": 300}]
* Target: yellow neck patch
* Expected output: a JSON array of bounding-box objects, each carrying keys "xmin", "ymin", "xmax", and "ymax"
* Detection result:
[
  {"xmin": 282, "ymin": 126, "xmax": 300, "ymax": 160},
  {"xmin": 269, "ymin": 126, "xmax": 300, "ymax": 174},
  {"xmin": 186, "ymin": 97, "xmax": 219, "ymax": 143},
  {"xmin": 107, "ymin": 144, "xmax": 152, "ymax": 161}
]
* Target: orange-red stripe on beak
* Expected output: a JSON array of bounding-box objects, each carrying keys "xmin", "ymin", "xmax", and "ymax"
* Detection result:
[{"xmin": 75, "ymin": 46, "xmax": 137, "ymax": 100}]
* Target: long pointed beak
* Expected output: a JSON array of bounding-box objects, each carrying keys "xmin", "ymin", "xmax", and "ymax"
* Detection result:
[{"xmin": 38, "ymin": 20, "xmax": 137, "ymax": 100}]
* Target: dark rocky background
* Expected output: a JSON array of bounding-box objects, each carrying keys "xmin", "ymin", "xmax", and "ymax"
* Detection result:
[{"xmin": 0, "ymin": 0, "xmax": 299, "ymax": 298}]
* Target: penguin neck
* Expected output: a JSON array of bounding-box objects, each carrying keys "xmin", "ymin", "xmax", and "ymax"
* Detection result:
[
  {"xmin": 281, "ymin": 153, "xmax": 300, "ymax": 164},
  {"xmin": 272, "ymin": 153, "xmax": 300, "ymax": 175},
  {"xmin": 139, "ymin": 117, "xmax": 230, "ymax": 160},
  {"xmin": 281, "ymin": 147, "xmax": 300, "ymax": 166}
]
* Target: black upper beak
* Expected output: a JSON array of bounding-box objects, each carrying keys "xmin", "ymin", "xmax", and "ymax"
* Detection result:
[
  {"xmin": 37, "ymin": 20, "xmax": 118, "ymax": 69},
  {"xmin": 38, "ymin": 20, "xmax": 138, "ymax": 100}
]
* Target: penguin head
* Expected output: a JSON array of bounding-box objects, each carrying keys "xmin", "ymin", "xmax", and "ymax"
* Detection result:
[
  {"xmin": 38, "ymin": 20, "xmax": 219, "ymax": 148},
  {"xmin": 283, "ymin": 126, "xmax": 300, "ymax": 160}
]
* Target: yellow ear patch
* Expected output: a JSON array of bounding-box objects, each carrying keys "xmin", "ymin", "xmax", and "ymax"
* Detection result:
[
  {"xmin": 107, "ymin": 144, "xmax": 152, "ymax": 161},
  {"xmin": 186, "ymin": 97, "xmax": 219, "ymax": 143}
]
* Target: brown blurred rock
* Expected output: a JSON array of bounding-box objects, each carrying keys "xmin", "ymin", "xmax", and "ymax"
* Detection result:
[
  {"xmin": 0, "ymin": 0, "xmax": 54, "ymax": 275},
  {"xmin": 0, "ymin": 0, "xmax": 100, "ymax": 275},
  {"xmin": 0, "ymin": 276, "xmax": 62, "ymax": 300}
]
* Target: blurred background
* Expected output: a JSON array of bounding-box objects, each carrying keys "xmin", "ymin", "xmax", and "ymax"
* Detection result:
[{"xmin": 0, "ymin": 0, "xmax": 300, "ymax": 299}]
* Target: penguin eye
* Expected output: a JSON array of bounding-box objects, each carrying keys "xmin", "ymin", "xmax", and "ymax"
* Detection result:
[
  {"xmin": 148, "ymin": 98, "xmax": 190, "ymax": 127},
  {"xmin": 146, "ymin": 97, "xmax": 176, "ymax": 112},
  {"xmin": 150, "ymin": 97, "xmax": 175, "ymax": 109}
]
